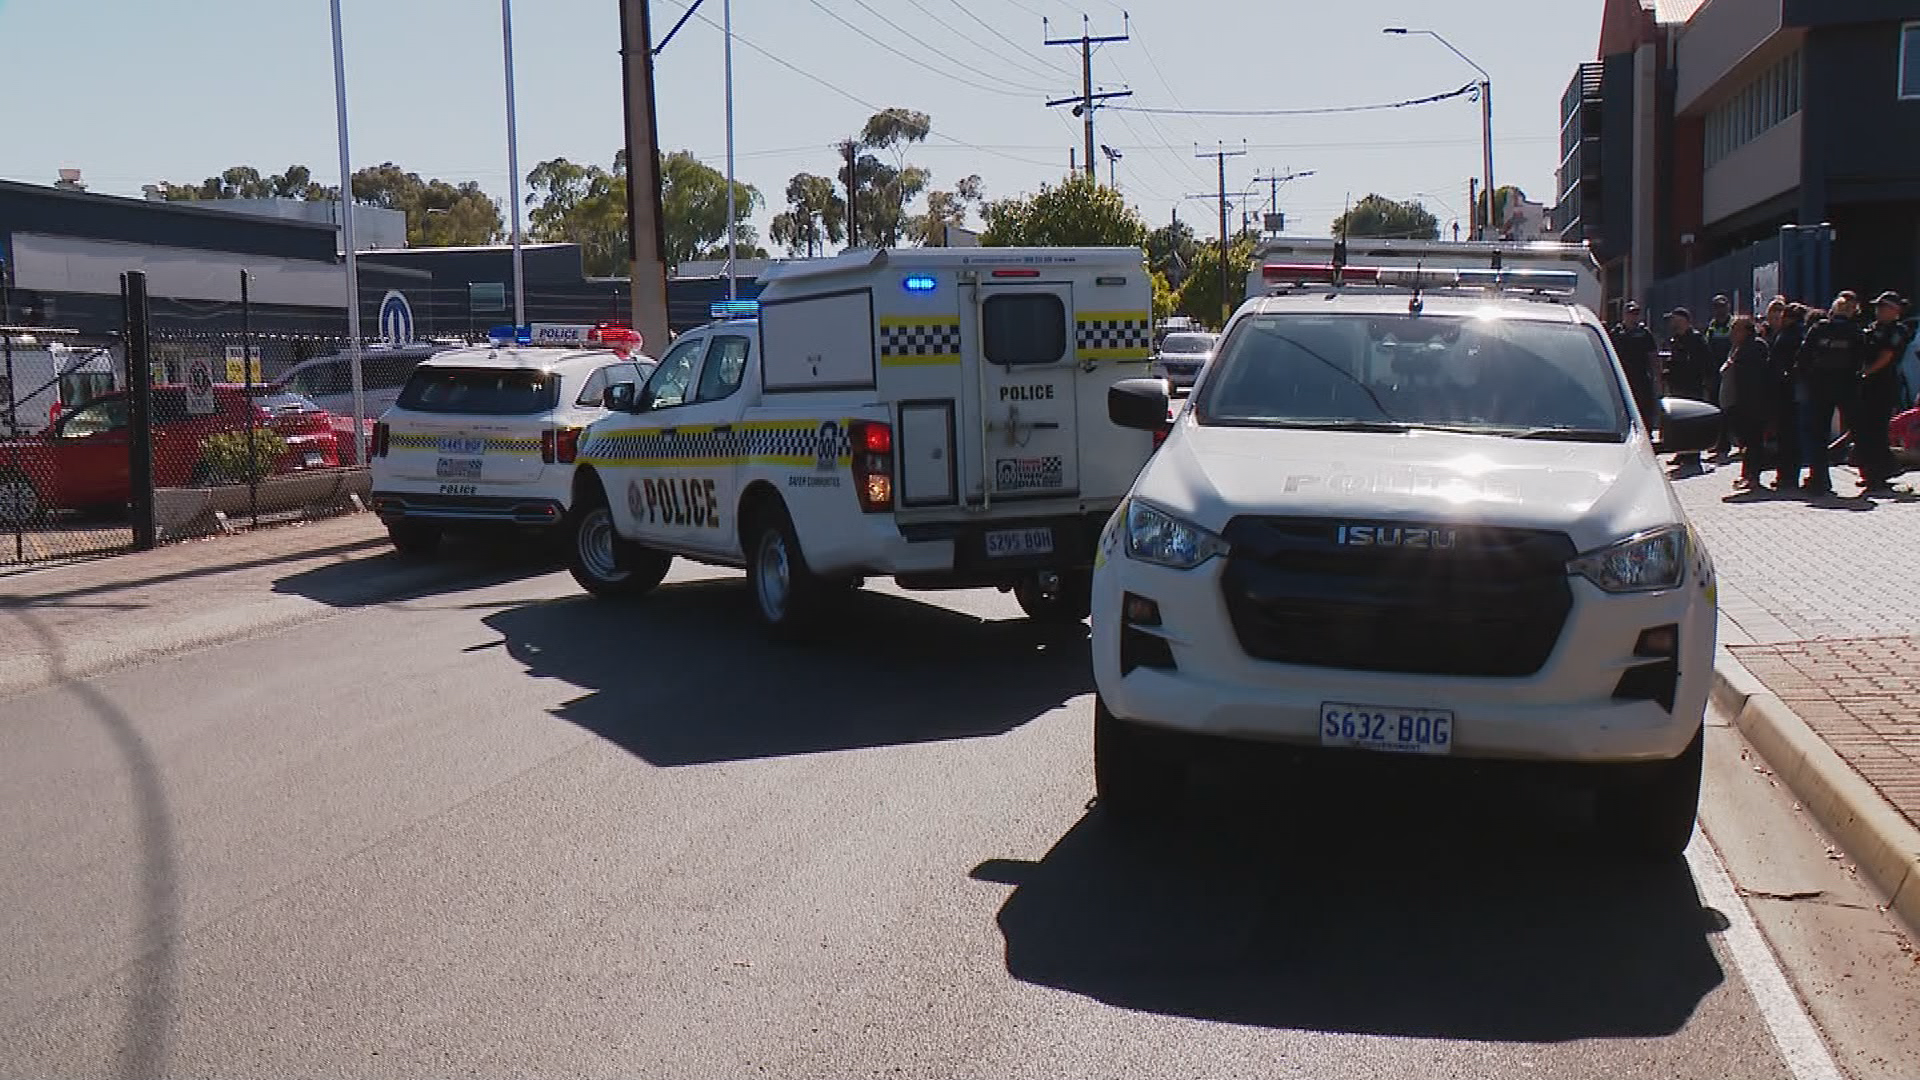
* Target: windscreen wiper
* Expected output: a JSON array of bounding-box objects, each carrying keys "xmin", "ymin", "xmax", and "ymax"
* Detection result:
[{"xmin": 1505, "ymin": 427, "xmax": 1623, "ymax": 442}]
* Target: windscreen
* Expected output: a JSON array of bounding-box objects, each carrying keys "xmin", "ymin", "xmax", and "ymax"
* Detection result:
[
  {"xmin": 396, "ymin": 367, "xmax": 558, "ymax": 416},
  {"xmin": 1195, "ymin": 313, "xmax": 1628, "ymax": 440},
  {"xmin": 1159, "ymin": 333, "xmax": 1217, "ymax": 355},
  {"xmin": 245, "ymin": 389, "xmax": 325, "ymax": 414}
]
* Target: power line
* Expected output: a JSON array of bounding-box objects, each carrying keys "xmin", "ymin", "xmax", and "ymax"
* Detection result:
[
  {"xmin": 895, "ymin": 0, "xmax": 1063, "ymax": 86},
  {"xmin": 946, "ymin": 0, "xmax": 1069, "ymax": 78},
  {"xmin": 668, "ymin": 3, "xmax": 1065, "ymax": 170},
  {"xmin": 1044, "ymin": 15, "xmax": 1132, "ymax": 180},
  {"xmin": 801, "ymin": 0, "xmax": 1050, "ymax": 99},
  {"xmin": 1110, "ymin": 83, "xmax": 1478, "ymax": 118},
  {"xmin": 841, "ymin": 0, "xmax": 1053, "ymax": 92}
]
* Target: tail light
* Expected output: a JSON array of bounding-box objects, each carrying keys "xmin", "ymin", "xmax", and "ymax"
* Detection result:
[
  {"xmin": 542, "ymin": 427, "xmax": 583, "ymax": 464},
  {"xmin": 847, "ymin": 419, "xmax": 893, "ymax": 513},
  {"xmin": 372, "ymin": 421, "xmax": 390, "ymax": 458}
]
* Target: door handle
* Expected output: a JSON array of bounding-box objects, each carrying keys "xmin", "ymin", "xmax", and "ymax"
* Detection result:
[
  {"xmin": 659, "ymin": 428, "xmax": 677, "ymax": 438},
  {"xmin": 712, "ymin": 424, "xmax": 734, "ymax": 434}
]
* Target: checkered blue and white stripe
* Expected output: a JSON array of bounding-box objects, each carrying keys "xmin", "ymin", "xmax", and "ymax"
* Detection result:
[
  {"xmin": 1074, "ymin": 317, "xmax": 1153, "ymax": 354},
  {"xmin": 880, "ymin": 322, "xmax": 963, "ymax": 357}
]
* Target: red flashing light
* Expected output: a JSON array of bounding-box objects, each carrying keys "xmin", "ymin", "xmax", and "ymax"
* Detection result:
[
  {"xmin": 587, "ymin": 325, "xmax": 644, "ymax": 357},
  {"xmin": 991, "ymin": 268, "xmax": 1042, "ymax": 278},
  {"xmin": 858, "ymin": 421, "xmax": 892, "ymax": 454}
]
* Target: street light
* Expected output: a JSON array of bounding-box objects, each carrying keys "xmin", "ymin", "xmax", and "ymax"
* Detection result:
[{"xmin": 1384, "ymin": 27, "xmax": 1494, "ymax": 240}]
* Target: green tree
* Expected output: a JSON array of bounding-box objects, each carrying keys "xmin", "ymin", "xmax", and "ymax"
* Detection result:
[
  {"xmin": 911, "ymin": 174, "xmax": 983, "ymax": 246},
  {"xmin": 1145, "ymin": 218, "xmax": 1198, "ymax": 286},
  {"xmin": 1478, "ymin": 184, "xmax": 1526, "ymax": 237},
  {"xmin": 660, "ymin": 150, "xmax": 762, "ymax": 267},
  {"xmin": 979, "ymin": 173, "xmax": 1150, "ymax": 248},
  {"xmin": 769, "ymin": 173, "xmax": 847, "ymax": 257},
  {"xmin": 350, "ymin": 163, "xmax": 504, "ymax": 247},
  {"xmin": 1173, "ymin": 233, "xmax": 1258, "ymax": 328},
  {"xmin": 1150, "ymin": 268, "xmax": 1175, "ymax": 322},
  {"xmin": 1331, "ymin": 193, "xmax": 1440, "ymax": 241},
  {"xmin": 161, "ymin": 164, "xmax": 332, "ymax": 201},
  {"xmin": 837, "ymin": 108, "xmax": 934, "ymax": 248},
  {"xmin": 526, "ymin": 153, "xmax": 630, "ymax": 275}
]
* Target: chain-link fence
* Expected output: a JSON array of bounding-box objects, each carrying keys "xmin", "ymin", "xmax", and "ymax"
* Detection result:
[{"xmin": 1, "ymin": 272, "xmax": 371, "ymax": 567}]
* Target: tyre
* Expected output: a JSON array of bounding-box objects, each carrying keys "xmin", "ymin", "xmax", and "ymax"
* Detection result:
[
  {"xmin": 1094, "ymin": 696, "xmax": 1182, "ymax": 826},
  {"xmin": 746, "ymin": 502, "xmax": 828, "ymax": 638},
  {"xmin": 1013, "ymin": 569, "xmax": 1093, "ymax": 625},
  {"xmin": 386, "ymin": 521, "xmax": 442, "ymax": 558},
  {"xmin": 0, "ymin": 473, "xmax": 43, "ymax": 526},
  {"xmin": 568, "ymin": 490, "xmax": 671, "ymax": 598},
  {"xmin": 1596, "ymin": 725, "xmax": 1704, "ymax": 860}
]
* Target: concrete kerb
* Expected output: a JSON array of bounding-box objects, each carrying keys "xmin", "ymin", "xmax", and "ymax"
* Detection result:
[{"xmin": 1712, "ymin": 646, "xmax": 1920, "ymax": 936}]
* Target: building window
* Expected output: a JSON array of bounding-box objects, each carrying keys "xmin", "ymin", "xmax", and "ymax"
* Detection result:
[
  {"xmin": 1901, "ymin": 22, "xmax": 1920, "ymax": 100},
  {"xmin": 1705, "ymin": 48, "xmax": 1804, "ymax": 167}
]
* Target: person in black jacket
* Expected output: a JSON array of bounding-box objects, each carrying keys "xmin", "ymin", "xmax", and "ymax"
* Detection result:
[
  {"xmin": 1665, "ymin": 307, "xmax": 1711, "ymax": 470},
  {"xmin": 1704, "ymin": 295, "xmax": 1735, "ymax": 456},
  {"xmin": 1859, "ymin": 291, "xmax": 1911, "ymax": 493},
  {"xmin": 1763, "ymin": 299, "xmax": 1806, "ymax": 490},
  {"xmin": 1726, "ymin": 315, "xmax": 1772, "ymax": 490},
  {"xmin": 1796, "ymin": 295, "xmax": 1870, "ymax": 496},
  {"xmin": 1609, "ymin": 301, "xmax": 1661, "ymax": 431}
]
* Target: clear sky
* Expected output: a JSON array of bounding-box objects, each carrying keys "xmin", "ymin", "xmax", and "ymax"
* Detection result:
[{"xmin": 0, "ymin": 0, "xmax": 1602, "ymax": 248}]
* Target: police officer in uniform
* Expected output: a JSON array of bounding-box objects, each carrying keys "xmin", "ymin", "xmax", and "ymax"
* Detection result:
[
  {"xmin": 1665, "ymin": 307, "xmax": 1712, "ymax": 470},
  {"xmin": 1609, "ymin": 301, "xmax": 1661, "ymax": 431},
  {"xmin": 1796, "ymin": 294, "xmax": 1870, "ymax": 496},
  {"xmin": 1763, "ymin": 298, "xmax": 1806, "ymax": 490},
  {"xmin": 1704, "ymin": 295, "xmax": 1735, "ymax": 456},
  {"xmin": 1859, "ymin": 291, "xmax": 1911, "ymax": 493}
]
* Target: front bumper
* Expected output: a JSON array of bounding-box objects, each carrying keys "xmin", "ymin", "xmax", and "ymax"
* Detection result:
[{"xmin": 1091, "ymin": 554, "xmax": 1715, "ymax": 764}]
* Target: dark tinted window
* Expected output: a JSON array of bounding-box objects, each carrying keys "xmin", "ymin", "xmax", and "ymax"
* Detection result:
[
  {"xmin": 397, "ymin": 367, "xmax": 559, "ymax": 415},
  {"xmin": 247, "ymin": 390, "xmax": 324, "ymax": 414},
  {"xmin": 983, "ymin": 294, "xmax": 1067, "ymax": 365},
  {"xmin": 696, "ymin": 336, "xmax": 750, "ymax": 402}
]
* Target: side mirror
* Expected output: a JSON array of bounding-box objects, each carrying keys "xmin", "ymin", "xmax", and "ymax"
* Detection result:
[
  {"xmin": 602, "ymin": 382, "xmax": 637, "ymax": 412},
  {"xmin": 1109, "ymin": 377, "xmax": 1172, "ymax": 433},
  {"xmin": 1653, "ymin": 397, "xmax": 1723, "ymax": 454}
]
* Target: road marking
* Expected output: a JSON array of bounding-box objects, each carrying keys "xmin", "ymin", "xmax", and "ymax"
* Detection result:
[{"xmin": 1686, "ymin": 831, "xmax": 1845, "ymax": 1080}]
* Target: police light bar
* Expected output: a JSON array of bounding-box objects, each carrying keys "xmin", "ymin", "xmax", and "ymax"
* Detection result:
[
  {"xmin": 710, "ymin": 300, "xmax": 759, "ymax": 319},
  {"xmin": 487, "ymin": 325, "xmax": 535, "ymax": 346},
  {"xmin": 586, "ymin": 325, "xmax": 644, "ymax": 357},
  {"xmin": 1262, "ymin": 263, "xmax": 1580, "ymax": 294}
]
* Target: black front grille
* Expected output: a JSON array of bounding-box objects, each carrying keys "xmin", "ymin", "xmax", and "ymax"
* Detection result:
[{"xmin": 1219, "ymin": 517, "xmax": 1576, "ymax": 677}]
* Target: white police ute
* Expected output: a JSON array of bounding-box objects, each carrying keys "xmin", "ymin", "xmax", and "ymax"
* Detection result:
[
  {"xmin": 368, "ymin": 324, "xmax": 655, "ymax": 556},
  {"xmin": 1093, "ymin": 259, "xmax": 1725, "ymax": 856}
]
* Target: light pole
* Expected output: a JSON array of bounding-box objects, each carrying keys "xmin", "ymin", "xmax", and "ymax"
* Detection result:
[
  {"xmin": 1384, "ymin": 27, "xmax": 1494, "ymax": 240},
  {"xmin": 502, "ymin": 0, "xmax": 527, "ymax": 329},
  {"xmin": 723, "ymin": 0, "xmax": 737, "ymax": 300},
  {"xmin": 328, "ymin": 0, "xmax": 367, "ymax": 459}
]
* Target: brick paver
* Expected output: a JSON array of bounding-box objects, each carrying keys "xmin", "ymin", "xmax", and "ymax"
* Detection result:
[{"xmin": 1671, "ymin": 459, "xmax": 1920, "ymax": 832}]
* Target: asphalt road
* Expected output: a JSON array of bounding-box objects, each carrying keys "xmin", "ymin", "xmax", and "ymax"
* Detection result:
[{"xmin": 0, "ymin": 554, "xmax": 1911, "ymax": 1079}]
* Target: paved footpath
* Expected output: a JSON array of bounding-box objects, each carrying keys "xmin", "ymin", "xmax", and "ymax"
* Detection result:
[{"xmin": 1671, "ymin": 458, "xmax": 1920, "ymax": 838}]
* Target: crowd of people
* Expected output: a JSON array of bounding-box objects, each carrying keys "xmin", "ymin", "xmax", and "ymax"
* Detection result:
[{"xmin": 1610, "ymin": 289, "xmax": 1917, "ymax": 497}]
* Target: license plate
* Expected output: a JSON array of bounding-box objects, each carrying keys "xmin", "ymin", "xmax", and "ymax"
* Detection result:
[
  {"xmin": 437, "ymin": 436, "xmax": 486, "ymax": 456},
  {"xmin": 985, "ymin": 527, "xmax": 1055, "ymax": 558},
  {"xmin": 303, "ymin": 451, "xmax": 325, "ymax": 467},
  {"xmin": 1320, "ymin": 702, "xmax": 1454, "ymax": 756},
  {"xmin": 435, "ymin": 457, "xmax": 483, "ymax": 479}
]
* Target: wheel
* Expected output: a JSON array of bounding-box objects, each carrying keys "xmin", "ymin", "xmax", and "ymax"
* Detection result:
[
  {"xmin": 0, "ymin": 473, "xmax": 43, "ymax": 526},
  {"xmin": 568, "ymin": 491, "xmax": 671, "ymax": 598},
  {"xmin": 1013, "ymin": 569, "xmax": 1093, "ymax": 625},
  {"xmin": 1094, "ymin": 696, "xmax": 1182, "ymax": 826},
  {"xmin": 1595, "ymin": 725, "xmax": 1704, "ymax": 860},
  {"xmin": 385, "ymin": 521, "xmax": 442, "ymax": 558},
  {"xmin": 746, "ymin": 502, "xmax": 828, "ymax": 638}
]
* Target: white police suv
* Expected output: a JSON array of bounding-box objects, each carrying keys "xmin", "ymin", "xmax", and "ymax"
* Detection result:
[
  {"xmin": 1094, "ymin": 260, "xmax": 1725, "ymax": 856},
  {"xmin": 368, "ymin": 325, "xmax": 654, "ymax": 556}
]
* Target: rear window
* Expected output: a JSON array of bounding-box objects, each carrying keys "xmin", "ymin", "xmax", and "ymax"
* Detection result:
[
  {"xmin": 983, "ymin": 294, "xmax": 1067, "ymax": 365},
  {"xmin": 1160, "ymin": 333, "xmax": 1216, "ymax": 355},
  {"xmin": 396, "ymin": 367, "xmax": 559, "ymax": 416}
]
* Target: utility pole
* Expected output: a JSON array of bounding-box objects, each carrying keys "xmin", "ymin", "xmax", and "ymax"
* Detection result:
[
  {"xmin": 848, "ymin": 144, "xmax": 860, "ymax": 249},
  {"xmin": 1045, "ymin": 15, "xmax": 1131, "ymax": 179},
  {"xmin": 1195, "ymin": 142, "xmax": 1247, "ymax": 327},
  {"xmin": 1250, "ymin": 168, "xmax": 1315, "ymax": 229},
  {"xmin": 620, "ymin": 0, "xmax": 672, "ymax": 351},
  {"xmin": 1468, "ymin": 177, "xmax": 1479, "ymax": 239}
]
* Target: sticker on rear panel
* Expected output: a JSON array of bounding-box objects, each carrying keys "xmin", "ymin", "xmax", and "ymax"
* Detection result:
[{"xmin": 995, "ymin": 456, "xmax": 1063, "ymax": 491}]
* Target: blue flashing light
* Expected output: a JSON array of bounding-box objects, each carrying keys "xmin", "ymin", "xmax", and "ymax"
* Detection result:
[
  {"xmin": 710, "ymin": 300, "xmax": 760, "ymax": 319},
  {"xmin": 487, "ymin": 324, "xmax": 534, "ymax": 345},
  {"xmin": 903, "ymin": 274, "xmax": 937, "ymax": 293}
]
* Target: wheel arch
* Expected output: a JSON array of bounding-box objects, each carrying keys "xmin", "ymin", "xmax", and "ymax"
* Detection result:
[{"xmin": 736, "ymin": 479, "xmax": 785, "ymax": 553}]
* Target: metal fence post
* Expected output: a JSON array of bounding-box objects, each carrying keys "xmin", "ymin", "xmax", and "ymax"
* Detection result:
[
  {"xmin": 3, "ymin": 258, "xmax": 19, "ymax": 564},
  {"xmin": 242, "ymin": 269, "xmax": 259, "ymax": 528},
  {"xmin": 124, "ymin": 270, "xmax": 157, "ymax": 551}
]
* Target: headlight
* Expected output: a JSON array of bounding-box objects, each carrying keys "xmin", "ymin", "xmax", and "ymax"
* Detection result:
[
  {"xmin": 1568, "ymin": 525, "xmax": 1688, "ymax": 593},
  {"xmin": 1123, "ymin": 500, "xmax": 1228, "ymax": 569}
]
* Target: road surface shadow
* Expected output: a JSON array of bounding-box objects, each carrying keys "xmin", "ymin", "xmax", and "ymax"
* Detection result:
[
  {"xmin": 270, "ymin": 533, "xmax": 562, "ymax": 608},
  {"xmin": 482, "ymin": 582, "xmax": 1089, "ymax": 766},
  {"xmin": 975, "ymin": 764, "xmax": 1726, "ymax": 1043}
]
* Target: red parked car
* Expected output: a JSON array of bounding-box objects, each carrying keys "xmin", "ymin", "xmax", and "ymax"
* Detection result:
[{"xmin": 0, "ymin": 384, "xmax": 341, "ymax": 522}]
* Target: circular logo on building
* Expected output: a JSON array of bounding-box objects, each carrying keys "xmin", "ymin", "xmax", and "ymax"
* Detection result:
[{"xmin": 378, "ymin": 290, "xmax": 415, "ymax": 345}]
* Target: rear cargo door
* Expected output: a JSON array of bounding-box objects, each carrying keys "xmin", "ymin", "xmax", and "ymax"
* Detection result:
[
  {"xmin": 970, "ymin": 282, "xmax": 1079, "ymax": 500},
  {"xmin": 382, "ymin": 366, "xmax": 555, "ymax": 485}
]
